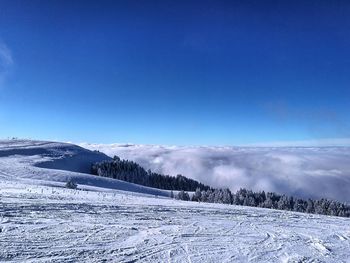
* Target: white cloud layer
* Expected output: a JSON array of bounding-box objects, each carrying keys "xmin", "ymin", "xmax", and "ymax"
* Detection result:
[{"xmin": 80, "ymin": 140, "xmax": 350, "ymax": 203}]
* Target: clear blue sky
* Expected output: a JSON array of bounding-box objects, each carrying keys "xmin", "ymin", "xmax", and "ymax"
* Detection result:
[{"xmin": 0, "ymin": 0, "xmax": 349, "ymax": 145}]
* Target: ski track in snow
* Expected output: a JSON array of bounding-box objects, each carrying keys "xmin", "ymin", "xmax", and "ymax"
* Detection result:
[
  {"xmin": 1, "ymin": 182, "xmax": 350, "ymax": 262},
  {"xmin": 0, "ymin": 140, "xmax": 350, "ymax": 262}
]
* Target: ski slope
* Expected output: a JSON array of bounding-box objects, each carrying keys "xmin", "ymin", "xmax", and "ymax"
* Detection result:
[
  {"xmin": 1, "ymin": 140, "xmax": 350, "ymax": 262},
  {"xmin": 1, "ymin": 181, "xmax": 350, "ymax": 262}
]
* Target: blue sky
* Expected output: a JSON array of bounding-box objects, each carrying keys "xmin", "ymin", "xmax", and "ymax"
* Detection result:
[{"xmin": 0, "ymin": 0, "xmax": 349, "ymax": 145}]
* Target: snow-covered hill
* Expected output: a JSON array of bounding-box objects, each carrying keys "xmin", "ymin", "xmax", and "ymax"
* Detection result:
[
  {"xmin": 1, "ymin": 140, "xmax": 350, "ymax": 262},
  {"xmin": 0, "ymin": 140, "xmax": 169, "ymax": 197}
]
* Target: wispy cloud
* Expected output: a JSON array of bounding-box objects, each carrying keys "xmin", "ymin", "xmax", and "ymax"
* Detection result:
[
  {"xmin": 0, "ymin": 42, "xmax": 13, "ymax": 66},
  {"xmin": 80, "ymin": 140, "xmax": 350, "ymax": 203},
  {"xmin": 0, "ymin": 41, "xmax": 14, "ymax": 88}
]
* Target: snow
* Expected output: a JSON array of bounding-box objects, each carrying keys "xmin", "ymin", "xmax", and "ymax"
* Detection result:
[
  {"xmin": 1, "ymin": 140, "xmax": 350, "ymax": 262},
  {"xmin": 1, "ymin": 181, "xmax": 350, "ymax": 262}
]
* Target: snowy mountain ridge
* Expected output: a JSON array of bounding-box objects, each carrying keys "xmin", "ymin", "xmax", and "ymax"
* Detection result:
[{"xmin": 0, "ymin": 139, "xmax": 169, "ymax": 197}]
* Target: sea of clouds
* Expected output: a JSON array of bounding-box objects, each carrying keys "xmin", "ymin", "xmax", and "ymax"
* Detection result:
[{"xmin": 80, "ymin": 143, "xmax": 350, "ymax": 203}]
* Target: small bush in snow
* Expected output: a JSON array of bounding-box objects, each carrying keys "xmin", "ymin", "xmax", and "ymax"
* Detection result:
[
  {"xmin": 176, "ymin": 190, "xmax": 190, "ymax": 201},
  {"xmin": 65, "ymin": 180, "xmax": 78, "ymax": 189}
]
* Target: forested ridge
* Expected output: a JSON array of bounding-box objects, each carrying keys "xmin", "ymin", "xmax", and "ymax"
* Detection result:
[
  {"xmin": 181, "ymin": 188, "xmax": 350, "ymax": 218},
  {"xmin": 91, "ymin": 156, "xmax": 210, "ymax": 191}
]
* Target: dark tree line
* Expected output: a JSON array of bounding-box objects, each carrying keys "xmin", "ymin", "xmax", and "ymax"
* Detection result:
[
  {"xmin": 91, "ymin": 156, "xmax": 211, "ymax": 191},
  {"xmin": 176, "ymin": 188, "xmax": 350, "ymax": 218}
]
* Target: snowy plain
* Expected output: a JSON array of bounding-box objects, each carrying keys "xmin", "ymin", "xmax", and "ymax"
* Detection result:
[{"xmin": 1, "ymin": 140, "xmax": 350, "ymax": 262}]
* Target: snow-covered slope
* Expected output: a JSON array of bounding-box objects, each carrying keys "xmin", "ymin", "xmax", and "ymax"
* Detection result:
[
  {"xmin": 0, "ymin": 140, "xmax": 170, "ymax": 197},
  {"xmin": 1, "ymin": 139, "xmax": 350, "ymax": 262},
  {"xmin": 0, "ymin": 139, "xmax": 110, "ymax": 173},
  {"xmin": 1, "ymin": 180, "xmax": 350, "ymax": 262}
]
